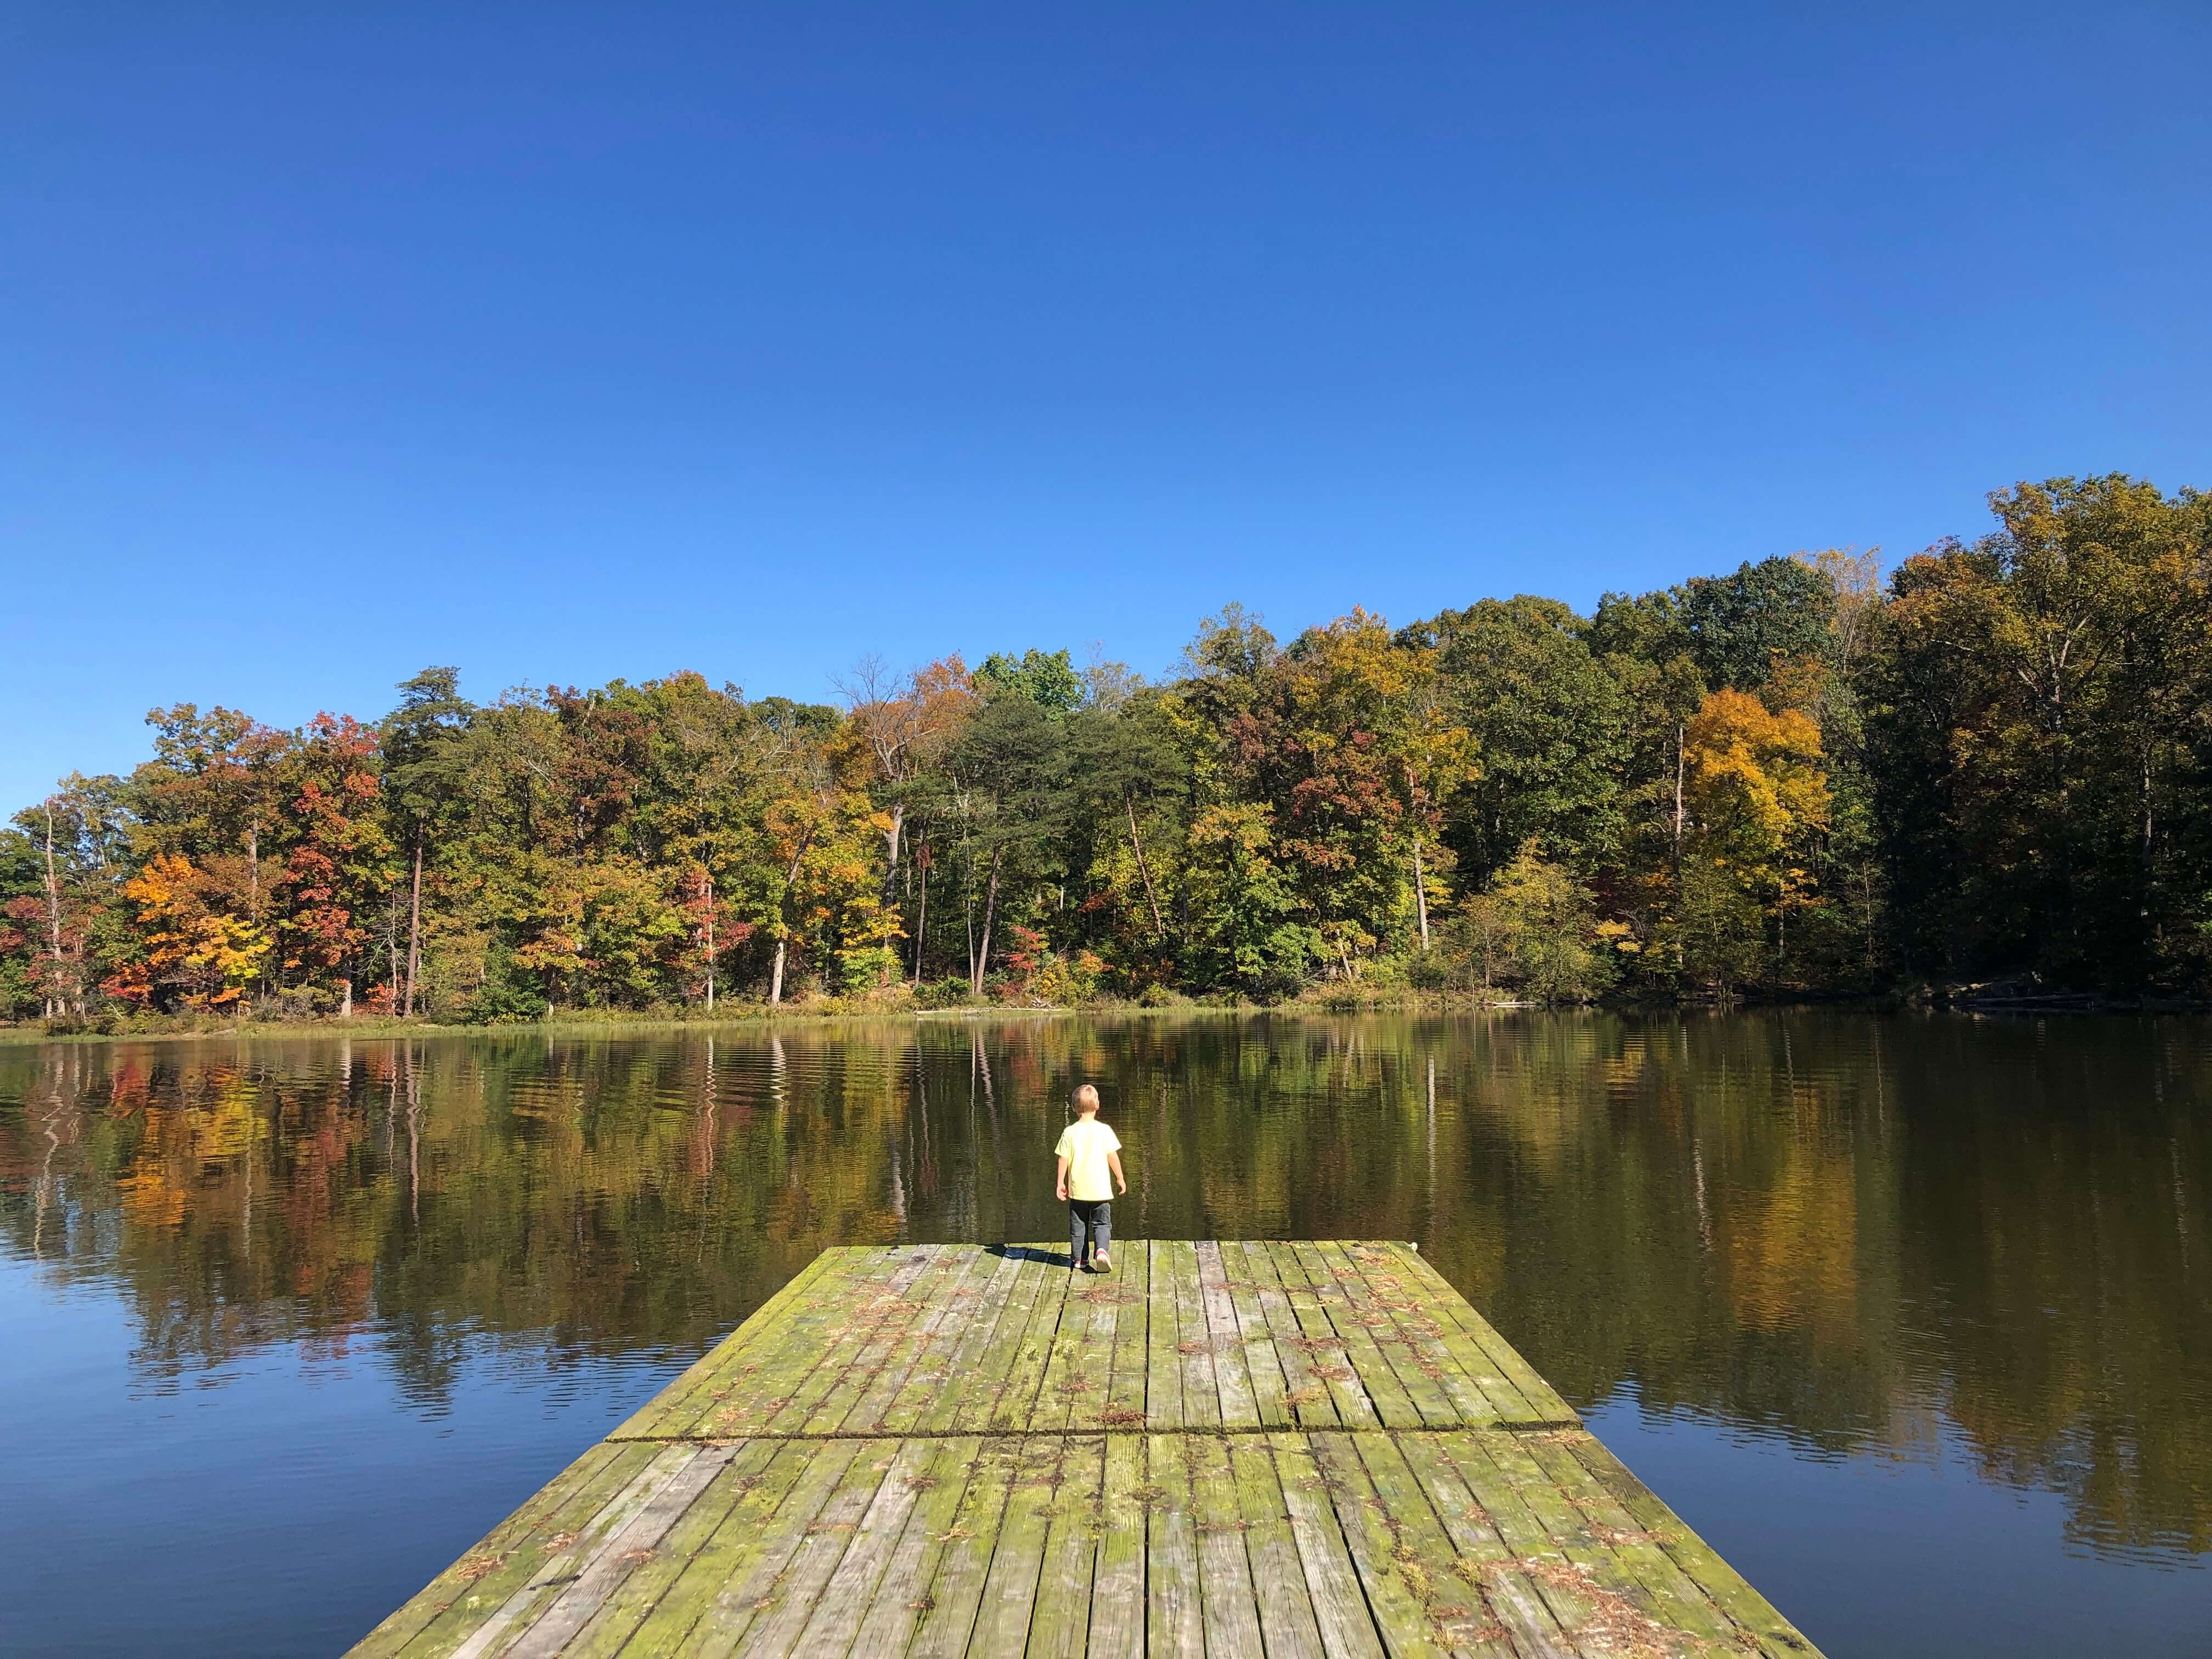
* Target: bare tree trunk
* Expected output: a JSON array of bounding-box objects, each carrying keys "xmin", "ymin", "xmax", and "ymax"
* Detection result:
[
  {"xmin": 386, "ymin": 894, "xmax": 402, "ymax": 1007},
  {"xmin": 2143, "ymin": 747, "xmax": 2157, "ymax": 912},
  {"xmin": 404, "ymin": 834, "xmax": 422, "ymax": 1017},
  {"xmin": 340, "ymin": 977, "xmax": 353, "ymax": 1019},
  {"xmin": 1126, "ymin": 793, "xmax": 1165, "ymax": 939},
  {"xmin": 248, "ymin": 818, "xmax": 268, "ymax": 1006},
  {"xmin": 703, "ymin": 871, "xmax": 716, "ymax": 1012},
  {"xmin": 879, "ymin": 803, "xmax": 906, "ymax": 984},
  {"xmin": 1673, "ymin": 723, "xmax": 1686, "ymax": 872},
  {"xmin": 882, "ymin": 803, "xmax": 904, "ymax": 909},
  {"xmin": 1412, "ymin": 834, "xmax": 1430, "ymax": 952},
  {"xmin": 970, "ymin": 846, "xmax": 1002, "ymax": 996},
  {"xmin": 912, "ymin": 842, "xmax": 929, "ymax": 988},
  {"xmin": 40, "ymin": 802, "xmax": 63, "ymax": 1020},
  {"xmin": 770, "ymin": 832, "xmax": 813, "ymax": 1007}
]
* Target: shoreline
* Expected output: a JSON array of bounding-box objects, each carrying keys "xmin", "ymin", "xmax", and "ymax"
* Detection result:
[{"xmin": 2, "ymin": 988, "xmax": 2196, "ymax": 1046}]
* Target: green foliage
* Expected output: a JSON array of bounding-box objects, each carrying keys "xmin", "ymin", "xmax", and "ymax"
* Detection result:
[
  {"xmin": 1418, "ymin": 595, "xmax": 1631, "ymax": 884},
  {"xmin": 460, "ymin": 967, "xmax": 547, "ymax": 1025},
  {"xmin": 0, "ymin": 828, "xmax": 43, "ymax": 1019},
  {"xmin": 1182, "ymin": 800, "xmax": 1319, "ymax": 997},
  {"xmin": 974, "ymin": 648, "xmax": 1084, "ymax": 714},
  {"xmin": 1867, "ymin": 476, "xmax": 2212, "ymax": 990},
  {"xmin": 1675, "ymin": 556, "xmax": 1837, "ymax": 692},
  {"xmin": 1179, "ymin": 602, "xmax": 1277, "ymax": 680},
  {"xmin": 1449, "ymin": 840, "xmax": 1617, "ymax": 1002},
  {"xmin": 837, "ymin": 943, "xmax": 901, "ymax": 994},
  {"xmin": 383, "ymin": 667, "xmax": 473, "ymax": 832},
  {"xmin": 915, "ymin": 976, "xmax": 974, "ymax": 1009}
]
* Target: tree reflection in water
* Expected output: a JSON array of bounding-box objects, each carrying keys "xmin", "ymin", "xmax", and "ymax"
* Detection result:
[{"xmin": 2, "ymin": 1011, "xmax": 2207, "ymax": 1560}]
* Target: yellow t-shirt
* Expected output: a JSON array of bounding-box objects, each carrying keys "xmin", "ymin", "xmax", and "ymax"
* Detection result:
[{"xmin": 1054, "ymin": 1118, "xmax": 1121, "ymax": 1202}]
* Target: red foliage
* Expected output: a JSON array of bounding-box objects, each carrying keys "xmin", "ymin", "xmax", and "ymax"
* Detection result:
[
  {"xmin": 279, "ymin": 714, "xmax": 387, "ymax": 974},
  {"xmin": 1002, "ymin": 924, "xmax": 1048, "ymax": 976}
]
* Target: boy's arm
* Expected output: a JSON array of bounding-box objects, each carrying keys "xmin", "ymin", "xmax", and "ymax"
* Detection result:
[
  {"xmin": 1056, "ymin": 1154, "xmax": 1070, "ymax": 1201},
  {"xmin": 1107, "ymin": 1149, "xmax": 1126, "ymax": 1195}
]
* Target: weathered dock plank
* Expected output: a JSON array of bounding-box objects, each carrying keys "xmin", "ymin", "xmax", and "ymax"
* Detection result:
[
  {"xmin": 1021, "ymin": 1431, "xmax": 1104, "ymax": 1659},
  {"xmin": 906, "ymin": 1437, "xmax": 1019, "ymax": 1659},
  {"xmin": 964, "ymin": 1434, "xmax": 1061, "ymax": 1655},
  {"xmin": 1268, "ymin": 1429, "xmax": 1387, "ymax": 1659},
  {"xmin": 349, "ymin": 1243, "xmax": 1822, "ymax": 1658},
  {"xmin": 844, "ymin": 1434, "xmax": 981, "ymax": 1654},
  {"xmin": 1227, "ymin": 1432, "xmax": 1327, "ymax": 1659},
  {"xmin": 1143, "ymin": 1432, "xmax": 1204, "ymax": 1658}
]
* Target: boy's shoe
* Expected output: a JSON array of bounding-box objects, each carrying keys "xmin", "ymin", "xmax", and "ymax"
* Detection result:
[{"xmin": 1092, "ymin": 1253, "xmax": 1113, "ymax": 1274}]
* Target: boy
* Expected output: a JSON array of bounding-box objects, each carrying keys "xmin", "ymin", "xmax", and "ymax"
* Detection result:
[{"xmin": 1054, "ymin": 1084, "xmax": 1126, "ymax": 1273}]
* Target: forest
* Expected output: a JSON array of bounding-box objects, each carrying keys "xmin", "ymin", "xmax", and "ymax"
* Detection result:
[{"xmin": 6, "ymin": 473, "xmax": 2210, "ymax": 1026}]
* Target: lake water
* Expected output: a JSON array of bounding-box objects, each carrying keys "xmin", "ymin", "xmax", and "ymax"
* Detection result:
[{"xmin": 2, "ymin": 1012, "xmax": 2209, "ymax": 1656}]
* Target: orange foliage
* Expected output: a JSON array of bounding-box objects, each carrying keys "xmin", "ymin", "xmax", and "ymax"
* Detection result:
[{"xmin": 116, "ymin": 853, "xmax": 272, "ymax": 1011}]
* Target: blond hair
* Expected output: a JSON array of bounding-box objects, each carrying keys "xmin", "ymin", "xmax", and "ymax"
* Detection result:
[{"xmin": 1073, "ymin": 1084, "xmax": 1100, "ymax": 1114}]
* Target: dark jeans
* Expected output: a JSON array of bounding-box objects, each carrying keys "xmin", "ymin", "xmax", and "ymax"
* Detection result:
[{"xmin": 1068, "ymin": 1198, "xmax": 1112, "ymax": 1266}]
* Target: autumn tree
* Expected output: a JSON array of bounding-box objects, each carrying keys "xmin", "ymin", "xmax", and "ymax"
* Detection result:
[
  {"xmin": 112, "ymin": 852, "xmax": 272, "ymax": 1012},
  {"xmin": 276, "ymin": 714, "xmax": 394, "ymax": 1014},
  {"xmin": 1239, "ymin": 612, "xmax": 1421, "ymax": 977},
  {"xmin": 1414, "ymin": 595, "xmax": 1622, "ymax": 888},
  {"xmin": 8, "ymin": 473, "xmax": 2208, "ymax": 1022},
  {"xmin": 127, "ymin": 704, "xmax": 291, "ymax": 951},
  {"xmin": 1065, "ymin": 684, "xmax": 1187, "ymax": 980},
  {"xmin": 743, "ymin": 697, "xmax": 871, "ymax": 1002},
  {"xmin": 943, "ymin": 678, "xmax": 1072, "ymax": 994},
  {"xmin": 1866, "ymin": 476, "xmax": 2212, "ymax": 989},
  {"xmin": 637, "ymin": 672, "xmax": 759, "ymax": 1011},
  {"xmin": 1677, "ymin": 688, "xmax": 1831, "ymax": 991},
  {"xmin": 837, "ymin": 655, "xmax": 973, "ymax": 983},
  {"xmin": 1450, "ymin": 839, "xmax": 1618, "ymax": 1002}
]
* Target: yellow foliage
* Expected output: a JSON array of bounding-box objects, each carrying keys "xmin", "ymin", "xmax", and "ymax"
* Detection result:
[
  {"xmin": 1723, "ymin": 1150, "xmax": 1861, "ymax": 1340},
  {"xmin": 117, "ymin": 1166, "xmax": 188, "ymax": 1230},
  {"xmin": 120, "ymin": 853, "xmax": 273, "ymax": 1011},
  {"xmin": 1684, "ymin": 689, "xmax": 1830, "ymax": 870}
]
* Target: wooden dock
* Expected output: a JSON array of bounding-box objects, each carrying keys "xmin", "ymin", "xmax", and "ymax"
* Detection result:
[{"xmin": 350, "ymin": 1242, "xmax": 1821, "ymax": 1657}]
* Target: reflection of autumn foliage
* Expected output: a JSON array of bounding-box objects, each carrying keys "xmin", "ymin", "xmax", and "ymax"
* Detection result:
[
  {"xmin": 2, "ymin": 1015, "xmax": 2208, "ymax": 1559},
  {"xmin": 1720, "ymin": 1150, "xmax": 1860, "ymax": 1341}
]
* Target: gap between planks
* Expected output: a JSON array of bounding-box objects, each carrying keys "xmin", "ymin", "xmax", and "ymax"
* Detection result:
[{"xmin": 605, "ymin": 1422, "xmax": 1581, "ymax": 1443}]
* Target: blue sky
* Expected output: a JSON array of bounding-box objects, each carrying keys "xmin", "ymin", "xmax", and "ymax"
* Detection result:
[{"xmin": 4, "ymin": 4, "xmax": 2207, "ymax": 811}]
